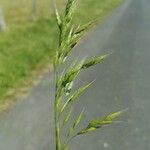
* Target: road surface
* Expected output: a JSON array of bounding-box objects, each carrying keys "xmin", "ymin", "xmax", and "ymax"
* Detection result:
[{"xmin": 0, "ymin": 0, "xmax": 150, "ymax": 149}]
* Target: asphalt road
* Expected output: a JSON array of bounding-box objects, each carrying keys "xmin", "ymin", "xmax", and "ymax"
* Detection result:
[{"xmin": 0, "ymin": 0, "xmax": 150, "ymax": 149}]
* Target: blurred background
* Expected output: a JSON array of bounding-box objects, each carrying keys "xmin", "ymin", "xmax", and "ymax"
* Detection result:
[{"xmin": 0, "ymin": 0, "xmax": 121, "ymax": 106}]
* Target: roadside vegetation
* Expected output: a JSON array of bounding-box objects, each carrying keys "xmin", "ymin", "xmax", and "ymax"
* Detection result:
[{"xmin": 0, "ymin": 0, "xmax": 122, "ymax": 103}]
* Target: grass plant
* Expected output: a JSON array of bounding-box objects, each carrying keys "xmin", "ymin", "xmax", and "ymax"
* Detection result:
[
  {"xmin": 53, "ymin": 0, "xmax": 122, "ymax": 149},
  {"xmin": 0, "ymin": 0, "xmax": 122, "ymax": 105}
]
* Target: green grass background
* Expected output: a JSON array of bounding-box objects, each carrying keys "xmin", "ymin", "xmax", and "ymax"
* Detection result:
[{"xmin": 0, "ymin": 0, "xmax": 122, "ymax": 102}]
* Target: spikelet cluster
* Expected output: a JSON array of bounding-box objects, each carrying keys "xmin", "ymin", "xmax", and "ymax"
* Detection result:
[{"xmin": 53, "ymin": 1, "xmax": 122, "ymax": 150}]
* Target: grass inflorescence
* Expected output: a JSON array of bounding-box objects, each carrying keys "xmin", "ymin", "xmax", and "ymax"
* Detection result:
[{"xmin": 53, "ymin": 0, "xmax": 123, "ymax": 150}]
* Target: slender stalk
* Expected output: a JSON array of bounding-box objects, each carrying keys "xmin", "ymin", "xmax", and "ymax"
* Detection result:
[
  {"xmin": 54, "ymin": 6, "xmax": 62, "ymax": 148},
  {"xmin": 54, "ymin": 66, "xmax": 61, "ymax": 150}
]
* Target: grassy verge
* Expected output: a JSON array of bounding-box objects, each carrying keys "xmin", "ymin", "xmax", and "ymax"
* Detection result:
[
  {"xmin": 0, "ymin": 19, "xmax": 56, "ymax": 102},
  {"xmin": 0, "ymin": 0, "xmax": 122, "ymax": 104}
]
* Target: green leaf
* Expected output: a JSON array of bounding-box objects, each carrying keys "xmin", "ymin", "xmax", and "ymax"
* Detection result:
[
  {"xmin": 61, "ymin": 81, "xmax": 93, "ymax": 113},
  {"xmin": 81, "ymin": 53, "xmax": 111, "ymax": 69},
  {"xmin": 77, "ymin": 110, "xmax": 123, "ymax": 135}
]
